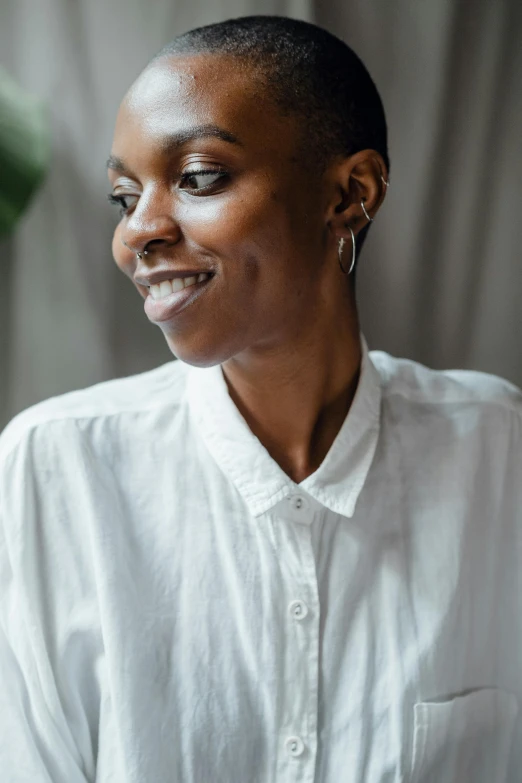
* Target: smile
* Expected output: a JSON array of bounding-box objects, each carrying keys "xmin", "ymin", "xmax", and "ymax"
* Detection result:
[
  {"xmin": 144, "ymin": 272, "xmax": 215, "ymax": 323},
  {"xmin": 149, "ymin": 273, "xmax": 212, "ymax": 300}
]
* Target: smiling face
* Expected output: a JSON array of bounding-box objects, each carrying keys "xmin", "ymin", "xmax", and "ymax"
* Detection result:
[{"xmin": 108, "ymin": 54, "xmax": 351, "ymax": 367}]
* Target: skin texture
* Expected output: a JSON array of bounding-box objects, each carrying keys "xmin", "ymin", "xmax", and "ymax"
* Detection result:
[{"xmin": 108, "ymin": 54, "xmax": 387, "ymax": 482}]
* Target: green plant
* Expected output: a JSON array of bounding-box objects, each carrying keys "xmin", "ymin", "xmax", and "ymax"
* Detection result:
[{"xmin": 0, "ymin": 67, "xmax": 50, "ymax": 237}]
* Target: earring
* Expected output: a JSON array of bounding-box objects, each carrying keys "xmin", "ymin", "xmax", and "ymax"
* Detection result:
[
  {"xmin": 338, "ymin": 227, "xmax": 356, "ymax": 275},
  {"xmin": 361, "ymin": 200, "xmax": 373, "ymax": 223},
  {"xmin": 381, "ymin": 175, "xmax": 390, "ymax": 187}
]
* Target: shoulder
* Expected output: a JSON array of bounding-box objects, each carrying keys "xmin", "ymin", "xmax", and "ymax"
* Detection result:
[
  {"xmin": 370, "ymin": 349, "xmax": 522, "ymax": 415},
  {"xmin": 369, "ymin": 350, "xmax": 522, "ymax": 455},
  {"xmin": 368, "ymin": 350, "xmax": 522, "ymax": 522},
  {"xmin": 0, "ymin": 359, "xmax": 187, "ymax": 465}
]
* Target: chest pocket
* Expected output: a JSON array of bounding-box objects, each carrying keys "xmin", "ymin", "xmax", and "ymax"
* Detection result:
[{"xmin": 410, "ymin": 688, "xmax": 518, "ymax": 783}]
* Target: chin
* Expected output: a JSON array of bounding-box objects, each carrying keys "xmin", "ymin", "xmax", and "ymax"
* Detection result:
[{"xmin": 163, "ymin": 334, "xmax": 236, "ymax": 368}]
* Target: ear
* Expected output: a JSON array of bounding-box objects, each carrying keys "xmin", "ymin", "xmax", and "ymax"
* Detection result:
[{"xmin": 326, "ymin": 149, "xmax": 388, "ymax": 242}]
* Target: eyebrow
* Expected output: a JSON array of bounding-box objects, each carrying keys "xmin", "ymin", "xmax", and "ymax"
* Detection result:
[{"xmin": 106, "ymin": 124, "xmax": 242, "ymax": 172}]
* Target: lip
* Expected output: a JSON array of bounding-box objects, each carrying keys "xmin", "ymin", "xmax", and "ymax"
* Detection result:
[{"xmin": 144, "ymin": 275, "xmax": 214, "ymax": 323}]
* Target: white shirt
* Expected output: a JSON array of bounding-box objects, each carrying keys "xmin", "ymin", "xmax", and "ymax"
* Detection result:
[{"xmin": 1, "ymin": 335, "xmax": 521, "ymax": 783}]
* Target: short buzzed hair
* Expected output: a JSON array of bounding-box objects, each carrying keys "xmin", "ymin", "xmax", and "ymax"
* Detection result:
[{"xmin": 154, "ymin": 15, "xmax": 390, "ymax": 263}]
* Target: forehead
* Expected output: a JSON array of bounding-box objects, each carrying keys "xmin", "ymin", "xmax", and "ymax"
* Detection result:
[{"xmin": 114, "ymin": 54, "xmax": 289, "ymax": 149}]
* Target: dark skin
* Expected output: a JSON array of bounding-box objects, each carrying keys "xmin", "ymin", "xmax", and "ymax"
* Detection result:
[{"xmin": 108, "ymin": 54, "xmax": 387, "ymax": 483}]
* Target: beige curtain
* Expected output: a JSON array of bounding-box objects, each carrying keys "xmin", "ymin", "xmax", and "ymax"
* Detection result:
[
  {"xmin": 320, "ymin": 0, "xmax": 522, "ymax": 382},
  {"xmin": 1, "ymin": 0, "xmax": 521, "ymax": 429}
]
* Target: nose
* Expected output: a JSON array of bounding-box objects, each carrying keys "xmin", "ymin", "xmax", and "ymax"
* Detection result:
[{"xmin": 121, "ymin": 190, "xmax": 181, "ymax": 256}]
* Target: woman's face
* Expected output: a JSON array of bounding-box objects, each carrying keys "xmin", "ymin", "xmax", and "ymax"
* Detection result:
[{"xmin": 108, "ymin": 54, "xmax": 343, "ymax": 366}]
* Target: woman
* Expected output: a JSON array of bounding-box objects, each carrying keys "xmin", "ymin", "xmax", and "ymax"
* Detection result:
[{"xmin": 1, "ymin": 15, "xmax": 521, "ymax": 783}]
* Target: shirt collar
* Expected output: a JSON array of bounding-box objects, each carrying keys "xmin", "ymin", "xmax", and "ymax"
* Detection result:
[{"xmin": 185, "ymin": 334, "xmax": 382, "ymax": 519}]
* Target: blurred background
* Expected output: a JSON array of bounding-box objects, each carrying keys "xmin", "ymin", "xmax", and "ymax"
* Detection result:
[{"xmin": 1, "ymin": 0, "xmax": 521, "ymax": 430}]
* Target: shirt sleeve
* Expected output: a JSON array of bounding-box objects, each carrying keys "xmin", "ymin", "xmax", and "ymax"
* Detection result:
[{"xmin": 0, "ymin": 425, "xmax": 93, "ymax": 783}]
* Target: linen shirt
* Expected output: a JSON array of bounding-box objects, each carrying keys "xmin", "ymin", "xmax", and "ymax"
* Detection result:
[{"xmin": 1, "ymin": 335, "xmax": 521, "ymax": 783}]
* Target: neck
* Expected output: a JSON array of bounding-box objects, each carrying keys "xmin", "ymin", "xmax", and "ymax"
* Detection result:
[{"xmin": 221, "ymin": 296, "xmax": 362, "ymax": 484}]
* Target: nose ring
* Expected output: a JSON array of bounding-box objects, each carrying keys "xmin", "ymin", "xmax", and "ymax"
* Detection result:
[{"xmin": 123, "ymin": 240, "xmax": 148, "ymax": 260}]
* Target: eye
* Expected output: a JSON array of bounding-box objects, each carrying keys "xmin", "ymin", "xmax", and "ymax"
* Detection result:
[
  {"xmin": 180, "ymin": 169, "xmax": 228, "ymax": 193},
  {"xmin": 107, "ymin": 193, "xmax": 138, "ymax": 216}
]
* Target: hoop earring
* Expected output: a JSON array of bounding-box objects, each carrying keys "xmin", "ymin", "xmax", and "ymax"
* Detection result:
[
  {"xmin": 338, "ymin": 227, "xmax": 356, "ymax": 275},
  {"xmin": 361, "ymin": 200, "xmax": 373, "ymax": 223},
  {"xmin": 381, "ymin": 175, "xmax": 390, "ymax": 187}
]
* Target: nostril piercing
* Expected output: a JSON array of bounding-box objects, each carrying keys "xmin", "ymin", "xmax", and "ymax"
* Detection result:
[{"xmin": 122, "ymin": 240, "xmax": 148, "ymax": 260}]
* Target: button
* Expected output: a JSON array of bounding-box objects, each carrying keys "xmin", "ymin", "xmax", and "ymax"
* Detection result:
[
  {"xmin": 285, "ymin": 735, "xmax": 305, "ymax": 757},
  {"xmin": 290, "ymin": 494, "xmax": 309, "ymax": 512},
  {"xmin": 288, "ymin": 600, "xmax": 309, "ymax": 620}
]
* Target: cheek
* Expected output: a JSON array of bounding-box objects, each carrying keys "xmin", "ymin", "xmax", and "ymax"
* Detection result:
[
  {"xmin": 180, "ymin": 188, "xmax": 299, "ymax": 284},
  {"xmin": 181, "ymin": 194, "xmax": 259, "ymax": 244}
]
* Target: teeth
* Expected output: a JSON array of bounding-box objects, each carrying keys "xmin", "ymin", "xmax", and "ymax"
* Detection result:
[
  {"xmin": 160, "ymin": 280, "xmax": 173, "ymax": 297},
  {"xmin": 149, "ymin": 273, "xmax": 211, "ymax": 300}
]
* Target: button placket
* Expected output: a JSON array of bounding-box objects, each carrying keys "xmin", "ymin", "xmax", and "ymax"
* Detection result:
[{"xmin": 273, "ymin": 492, "xmax": 320, "ymax": 781}]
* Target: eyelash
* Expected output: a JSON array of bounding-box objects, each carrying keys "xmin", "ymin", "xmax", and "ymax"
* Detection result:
[
  {"xmin": 107, "ymin": 168, "xmax": 229, "ymax": 216},
  {"xmin": 107, "ymin": 193, "xmax": 132, "ymax": 215}
]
